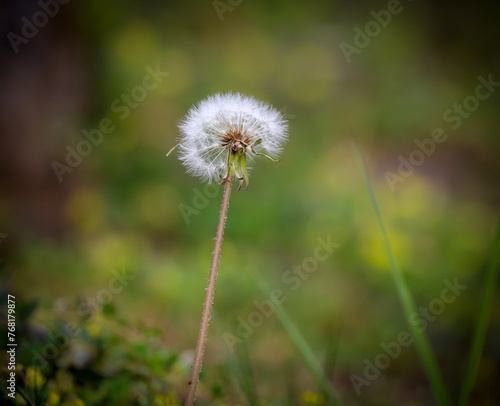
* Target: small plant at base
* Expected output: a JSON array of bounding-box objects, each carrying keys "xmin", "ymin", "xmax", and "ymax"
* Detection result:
[{"xmin": 168, "ymin": 92, "xmax": 288, "ymax": 405}]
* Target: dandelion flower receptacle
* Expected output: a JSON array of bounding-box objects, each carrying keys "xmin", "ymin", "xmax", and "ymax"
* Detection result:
[
  {"xmin": 177, "ymin": 92, "xmax": 288, "ymax": 190},
  {"xmin": 172, "ymin": 92, "xmax": 288, "ymax": 406}
]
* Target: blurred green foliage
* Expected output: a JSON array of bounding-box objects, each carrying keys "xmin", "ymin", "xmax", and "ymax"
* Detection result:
[{"xmin": 1, "ymin": 0, "xmax": 499, "ymax": 404}]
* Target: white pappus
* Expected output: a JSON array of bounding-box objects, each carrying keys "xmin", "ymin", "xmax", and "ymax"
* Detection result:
[{"xmin": 172, "ymin": 92, "xmax": 288, "ymax": 190}]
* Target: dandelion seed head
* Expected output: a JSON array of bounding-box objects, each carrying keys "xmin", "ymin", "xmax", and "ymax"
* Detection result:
[{"xmin": 177, "ymin": 92, "xmax": 288, "ymax": 185}]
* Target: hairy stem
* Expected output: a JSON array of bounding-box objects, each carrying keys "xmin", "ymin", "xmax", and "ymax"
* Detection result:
[{"xmin": 185, "ymin": 179, "xmax": 233, "ymax": 406}]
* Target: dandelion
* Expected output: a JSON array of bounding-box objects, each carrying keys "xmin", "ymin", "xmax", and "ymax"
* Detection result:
[
  {"xmin": 172, "ymin": 92, "xmax": 288, "ymax": 190},
  {"xmin": 169, "ymin": 92, "xmax": 288, "ymax": 405}
]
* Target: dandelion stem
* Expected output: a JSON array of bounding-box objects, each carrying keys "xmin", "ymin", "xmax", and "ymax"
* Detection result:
[{"xmin": 185, "ymin": 179, "xmax": 233, "ymax": 406}]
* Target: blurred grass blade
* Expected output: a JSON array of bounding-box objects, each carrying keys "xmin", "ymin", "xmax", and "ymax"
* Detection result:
[
  {"xmin": 254, "ymin": 275, "xmax": 340, "ymax": 406},
  {"xmin": 213, "ymin": 312, "xmax": 259, "ymax": 405},
  {"xmin": 324, "ymin": 326, "xmax": 341, "ymax": 380},
  {"xmin": 458, "ymin": 220, "xmax": 500, "ymax": 406},
  {"xmin": 284, "ymin": 360, "xmax": 300, "ymax": 406},
  {"xmin": 236, "ymin": 339, "xmax": 260, "ymax": 405},
  {"xmin": 352, "ymin": 140, "xmax": 452, "ymax": 406}
]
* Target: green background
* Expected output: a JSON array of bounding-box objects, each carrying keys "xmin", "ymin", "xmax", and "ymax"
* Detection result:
[{"xmin": 0, "ymin": 0, "xmax": 499, "ymax": 404}]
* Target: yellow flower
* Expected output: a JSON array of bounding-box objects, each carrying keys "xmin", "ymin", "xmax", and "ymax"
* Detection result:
[
  {"xmin": 46, "ymin": 391, "xmax": 61, "ymax": 406},
  {"xmin": 63, "ymin": 398, "xmax": 85, "ymax": 406},
  {"xmin": 25, "ymin": 367, "xmax": 46, "ymax": 389},
  {"xmin": 301, "ymin": 390, "xmax": 325, "ymax": 405}
]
